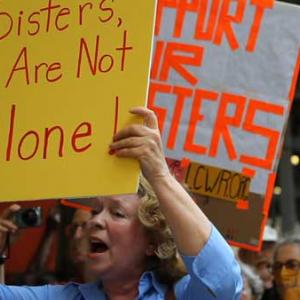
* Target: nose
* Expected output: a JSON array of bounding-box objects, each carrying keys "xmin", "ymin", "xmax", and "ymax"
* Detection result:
[
  {"xmin": 74, "ymin": 225, "xmax": 84, "ymax": 239},
  {"xmin": 88, "ymin": 210, "xmax": 107, "ymax": 230}
]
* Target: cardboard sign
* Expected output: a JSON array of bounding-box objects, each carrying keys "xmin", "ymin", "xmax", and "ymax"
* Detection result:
[
  {"xmin": 0, "ymin": 0, "xmax": 157, "ymax": 202},
  {"xmin": 185, "ymin": 162, "xmax": 251, "ymax": 203},
  {"xmin": 192, "ymin": 192, "xmax": 264, "ymax": 246},
  {"xmin": 151, "ymin": 0, "xmax": 300, "ymax": 250}
]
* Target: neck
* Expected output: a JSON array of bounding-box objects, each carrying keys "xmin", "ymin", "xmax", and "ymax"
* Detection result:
[{"xmin": 102, "ymin": 271, "xmax": 143, "ymax": 300}]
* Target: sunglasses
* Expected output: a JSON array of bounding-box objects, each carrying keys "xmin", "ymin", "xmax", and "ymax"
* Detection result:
[{"xmin": 273, "ymin": 259, "xmax": 300, "ymax": 273}]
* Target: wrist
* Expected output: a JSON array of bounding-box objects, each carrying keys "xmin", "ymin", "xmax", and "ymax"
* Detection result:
[{"xmin": 148, "ymin": 171, "xmax": 175, "ymax": 191}]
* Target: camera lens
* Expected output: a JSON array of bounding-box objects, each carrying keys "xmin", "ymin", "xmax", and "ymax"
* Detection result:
[{"xmin": 21, "ymin": 209, "xmax": 38, "ymax": 226}]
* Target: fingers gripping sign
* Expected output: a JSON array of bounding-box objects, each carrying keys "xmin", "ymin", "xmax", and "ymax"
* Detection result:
[
  {"xmin": 110, "ymin": 107, "xmax": 170, "ymax": 184},
  {"xmin": 130, "ymin": 107, "xmax": 159, "ymax": 129}
]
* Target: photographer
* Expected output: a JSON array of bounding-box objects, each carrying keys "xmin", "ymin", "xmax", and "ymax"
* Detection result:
[
  {"xmin": 0, "ymin": 204, "xmax": 61, "ymax": 285},
  {"xmin": 0, "ymin": 204, "xmax": 20, "ymax": 284}
]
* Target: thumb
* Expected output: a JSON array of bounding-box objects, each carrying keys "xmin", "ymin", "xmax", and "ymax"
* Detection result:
[{"xmin": 129, "ymin": 107, "xmax": 159, "ymax": 130}]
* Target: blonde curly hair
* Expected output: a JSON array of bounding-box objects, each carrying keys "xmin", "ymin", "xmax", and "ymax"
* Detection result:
[{"xmin": 137, "ymin": 176, "xmax": 186, "ymax": 285}]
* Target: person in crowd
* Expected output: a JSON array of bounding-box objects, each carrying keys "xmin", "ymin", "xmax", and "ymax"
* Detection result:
[
  {"xmin": 67, "ymin": 208, "xmax": 92, "ymax": 282},
  {"xmin": 0, "ymin": 107, "xmax": 242, "ymax": 299},
  {"xmin": 271, "ymin": 238, "xmax": 300, "ymax": 300},
  {"xmin": 0, "ymin": 205, "xmax": 91, "ymax": 284},
  {"xmin": 238, "ymin": 225, "xmax": 278, "ymax": 292},
  {"xmin": 0, "ymin": 205, "xmax": 61, "ymax": 285},
  {"xmin": 68, "ymin": 209, "xmax": 91, "ymax": 265},
  {"xmin": 240, "ymin": 263, "xmax": 264, "ymax": 300},
  {"xmin": 24, "ymin": 206, "xmax": 61, "ymax": 285}
]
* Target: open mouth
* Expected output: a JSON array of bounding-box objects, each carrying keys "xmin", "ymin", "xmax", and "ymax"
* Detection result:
[{"xmin": 90, "ymin": 240, "xmax": 109, "ymax": 253}]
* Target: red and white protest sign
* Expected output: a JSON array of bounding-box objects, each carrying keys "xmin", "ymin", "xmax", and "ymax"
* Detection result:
[{"xmin": 150, "ymin": 0, "xmax": 300, "ymax": 250}]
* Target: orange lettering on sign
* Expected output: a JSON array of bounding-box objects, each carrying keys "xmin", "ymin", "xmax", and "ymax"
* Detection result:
[
  {"xmin": 148, "ymin": 82, "xmax": 172, "ymax": 132},
  {"xmin": 236, "ymin": 199, "xmax": 249, "ymax": 210},
  {"xmin": 242, "ymin": 167, "xmax": 256, "ymax": 178},
  {"xmin": 151, "ymin": 41, "xmax": 165, "ymax": 80},
  {"xmin": 195, "ymin": 0, "xmax": 221, "ymax": 40},
  {"xmin": 155, "ymin": 0, "xmax": 200, "ymax": 38},
  {"xmin": 184, "ymin": 89, "xmax": 218, "ymax": 155},
  {"xmin": 167, "ymin": 86, "xmax": 193, "ymax": 149},
  {"xmin": 246, "ymin": 0, "xmax": 275, "ymax": 52},
  {"xmin": 209, "ymin": 93, "xmax": 246, "ymax": 160},
  {"xmin": 155, "ymin": 0, "xmax": 178, "ymax": 36},
  {"xmin": 149, "ymin": 85, "xmax": 285, "ymax": 171},
  {"xmin": 240, "ymin": 100, "xmax": 284, "ymax": 170},
  {"xmin": 251, "ymin": 0, "xmax": 274, "ymax": 9},
  {"xmin": 213, "ymin": 0, "xmax": 247, "ymax": 50},
  {"xmin": 159, "ymin": 42, "xmax": 204, "ymax": 85},
  {"xmin": 174, "ymin": 0, "xmax": 200, "ymax": 38}
]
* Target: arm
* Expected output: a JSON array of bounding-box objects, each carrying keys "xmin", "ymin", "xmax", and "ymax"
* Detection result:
[
  {"xmin": 110, "ymin": 107, "xmax": 242, "ymax": 299},
  {"xmin": 146, "ymin": 174, "xmax": 211, "ymax": 255},
  {"xmin": 111, "ymin": 107, "xmax": 211, "ymax": 255},
  {"xmin": 175, "ymin": 226, "xmax": 243, "ymax": 300}
]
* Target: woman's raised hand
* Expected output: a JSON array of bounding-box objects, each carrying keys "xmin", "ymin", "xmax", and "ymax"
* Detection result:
[{"xmin": 109, "ymin": 107, "xmax": 170, "ymax": 185}]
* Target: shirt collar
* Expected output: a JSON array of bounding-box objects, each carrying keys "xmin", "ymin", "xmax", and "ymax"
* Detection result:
[
  {"xmin": 77, "ymin": 271, "xmax": 167, "ymax": 299},
  {"xmin": 79, "ymin": 281, "xmax": 106, "ymax": 300},
  {"xmin": 138, "ymin": 271, "xmax": 167, "ymax": 297}
]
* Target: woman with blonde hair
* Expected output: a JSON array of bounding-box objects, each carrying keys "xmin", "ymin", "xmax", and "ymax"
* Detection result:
[{"xmin": 0, "ymin": 107, "xmax": 242, "ymax": 300}]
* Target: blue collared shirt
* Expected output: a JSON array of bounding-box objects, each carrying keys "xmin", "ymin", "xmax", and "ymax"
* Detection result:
[{"xmin": 0, "ymin": 226, "xmax": 242, "ymax": 300}]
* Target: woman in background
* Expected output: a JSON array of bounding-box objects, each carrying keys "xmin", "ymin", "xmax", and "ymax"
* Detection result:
[{"xmin": 272, "ymin": 238, "xmax": 300, "ymax": 300}]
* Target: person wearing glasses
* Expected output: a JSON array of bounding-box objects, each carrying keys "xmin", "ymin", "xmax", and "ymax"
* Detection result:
[{"xmin": 272, "ymin": 238, "xmax": 300, "ymax": 300}]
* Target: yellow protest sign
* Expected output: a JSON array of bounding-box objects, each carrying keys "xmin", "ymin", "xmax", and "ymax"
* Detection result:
[{"xmin": 0, "ymin": 0, "xmax": 157, "ymax": 202}]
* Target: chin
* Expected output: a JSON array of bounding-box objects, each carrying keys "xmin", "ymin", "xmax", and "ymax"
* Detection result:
[{"xmin": 86, "ymin": 261, "xmax": 111, "ymax": 277}]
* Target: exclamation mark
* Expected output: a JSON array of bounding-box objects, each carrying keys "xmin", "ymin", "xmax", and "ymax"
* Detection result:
[
  {"xmin": 113, "ymin": 96, "xmax": 119, "ymax": 136},
  {"xmin": 109, "ymin": 96, "xmax": 119, "ymax": 155}
]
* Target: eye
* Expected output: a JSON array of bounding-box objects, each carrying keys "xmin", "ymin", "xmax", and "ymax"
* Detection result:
[
  {"xmin": 91, "ymin": 207, "xmax": 102, "ymax": 216},
  {"xmin": 273, "ymin": 260, "xmax": 300, "ymax": 272},
  {"xmin": 112, "ymin": 210, "xmax": 126, "ymax": 218},
  {"xmin": 286, "ymin": 260, "xmax": 300, "ymax": 271}
]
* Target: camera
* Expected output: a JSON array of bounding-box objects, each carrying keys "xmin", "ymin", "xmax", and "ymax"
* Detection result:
[{"xmin": 13, "ymin": 207, "xmax": 43, "ymax": 228}]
